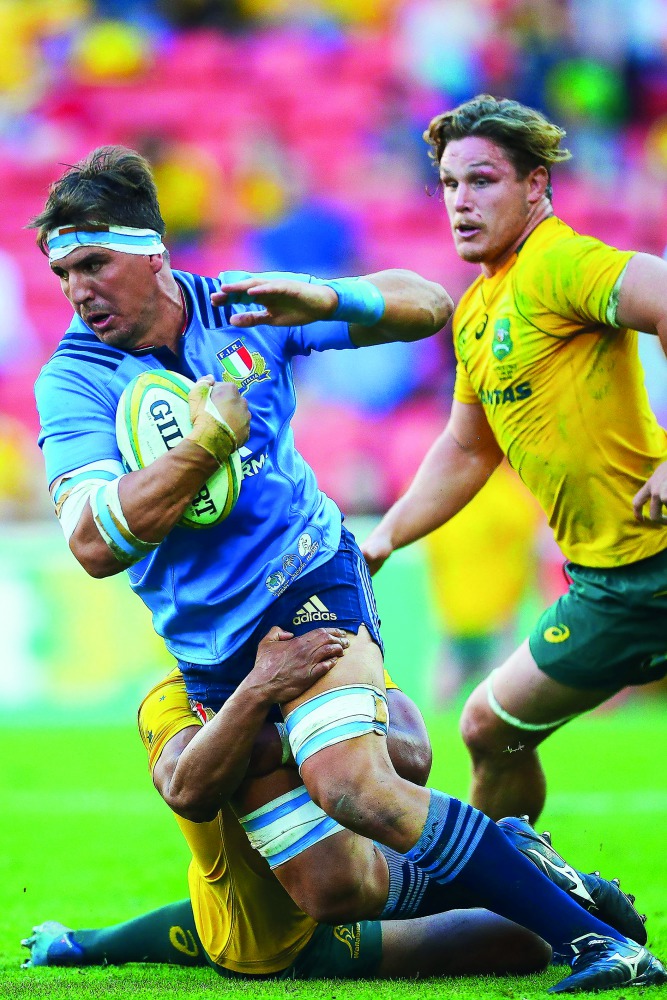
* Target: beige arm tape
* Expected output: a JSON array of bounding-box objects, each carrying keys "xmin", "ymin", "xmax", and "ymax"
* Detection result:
[{"xmin": 186, "ymin": 383, "xmax": 238, "ymax": 465}]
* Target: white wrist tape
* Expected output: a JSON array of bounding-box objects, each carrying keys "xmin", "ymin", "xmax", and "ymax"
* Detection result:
[
  {"xmin": 239, "ymin": 784, "xmax": 344, "ymax": 868},
  {"xmin": 187, "ymin": 385, "xmax": 238, "ymax": 465},
  {"xmin": 204, "ymin": 389, "xmax": 239, "ymax": 449},
  {"xmin": 51, "ymin": 460, "xmax": 124, "ymax": 541},
  {"xmin": 284, "ymin": 684, "xmax": 389, "ymax": 770},
  {"xmin": 89, "ymin": 476, "xmax": 160, "ymax": 566}
]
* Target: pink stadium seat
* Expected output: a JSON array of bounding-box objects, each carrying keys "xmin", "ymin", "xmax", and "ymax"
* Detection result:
[
  {"xmin": 376, "ymin": 400, "xmax": 448, "ymax": 503},
  {"xmin": 292, "ymin": 398, "xmax": 393, "ymax": 512},
  {"xmin": 334, "ymin": 32, "xmax": 397, "ymax": 84},
  {"xmin": 0, "ymin": 367, "xmax": 44, "ymax": 433},
  {"xmin": 158, "ymin": 30, "xmax": 248, "ymax": 87}
]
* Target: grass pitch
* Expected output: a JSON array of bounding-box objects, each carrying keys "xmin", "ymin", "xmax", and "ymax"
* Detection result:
[{"xmin": 1, "ymin": 697, "xmax": 666, "ymax": 999}]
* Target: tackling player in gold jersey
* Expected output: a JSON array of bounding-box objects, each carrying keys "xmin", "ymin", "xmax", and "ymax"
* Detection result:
[
  {"xmin": 23, "ymin": 628, "xmax": 660, "ymax": 992},
  {"xmin": 363, "ymin": 93, "xmax": 667, "ymax": 824}
]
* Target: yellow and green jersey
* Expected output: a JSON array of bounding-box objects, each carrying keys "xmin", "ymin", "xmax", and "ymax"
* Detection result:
[
  {"xmin": 138, "ymin": 669, "xmax": 317, "ymax": 975},
  {"xmin": 453, "ymin": 216, "xmax": 667, "ymax": 568}
]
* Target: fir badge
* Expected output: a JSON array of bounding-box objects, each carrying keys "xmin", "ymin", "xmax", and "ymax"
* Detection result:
[
  {"xmin": 491, "ymin": 319, "xmax": 513, "ymax": 360},
  {"xmin": 217, "ymin": 339, "xmax": 270, "ymax": 393}
]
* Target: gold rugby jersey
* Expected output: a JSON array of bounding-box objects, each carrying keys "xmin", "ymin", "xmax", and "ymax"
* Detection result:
[
  {"xmin": 138, "ymin": 669, "xmax": 317, "ymax": 975},
  {"xmin": 453, "ymin": 216, "xmax": 667, "ymax": 567},
  {"xmin": 384, "ymin": 668, "xmax": 399, "ymax": 691}
]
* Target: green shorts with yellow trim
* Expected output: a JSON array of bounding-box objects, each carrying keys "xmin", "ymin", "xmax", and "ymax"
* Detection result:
[
  {"xmin": 529, "ymin": 545, "xmax": 667, "ymax": 691},
  {"xmin": 207, "ymin": 921, "xmax": 382, "ymax": 981}
]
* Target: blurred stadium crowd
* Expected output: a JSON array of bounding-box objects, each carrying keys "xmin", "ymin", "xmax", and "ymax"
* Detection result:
[
  {"xmin": 0, "ymin": 0, "xmax": 665, "ymax": 705},
  {"xmin": 1, "ymin": 0, "xmax": 666, "ymax": 522}
]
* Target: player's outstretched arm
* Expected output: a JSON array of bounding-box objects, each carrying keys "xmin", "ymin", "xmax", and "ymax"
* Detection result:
[
  {"xmin": 616, "ymin": 252, "xmax": 667, "ymax": 354},
  {"xmin": 154, "ymin": 627, "xmax": 348, "ymax": 822},
  {"xmin": 362, "ymin": 399, "xmax": 503, "ymax": 575},
  {"xmin": 67, "ymin": 380, "xmax": 249, "ymax": 578},
  {"xmin": 211, "ymin": 269, "xmax": 453, "ymax": 344},
  {"xmin": 347, "ymin": 269, "xmax": 453, "ymax": 347}
]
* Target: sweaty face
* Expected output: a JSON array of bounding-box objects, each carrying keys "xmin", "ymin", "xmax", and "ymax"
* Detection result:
[
  {"xmin": 439, "ymin": 137, "xmax": 541, "ymax": 274},
  {"xmin": 50, "ymin": 247, "xmax": 160, "ymax": 351}
]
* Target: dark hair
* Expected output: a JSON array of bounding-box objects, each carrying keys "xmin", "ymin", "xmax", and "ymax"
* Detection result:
[
  {"xmin": 30, "ymin": 145, "xmax": 166, "ymax": 254},
  {"xmin": 424, "ymin": 95, "xmax": 571, "ymax": 199}
]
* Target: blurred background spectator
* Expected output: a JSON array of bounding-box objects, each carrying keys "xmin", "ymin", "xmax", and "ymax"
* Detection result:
[
  {"xmin": 421, "ymin": 463, "xmax": 544, "ymax": 707},
  {"xmin": 1, "ymin": 0, "xmax": 666, "ymax": 706}
]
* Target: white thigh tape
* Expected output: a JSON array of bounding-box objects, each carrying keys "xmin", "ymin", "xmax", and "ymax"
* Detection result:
[
  {"xmin": 238, "ymin": 785, "xmax": 344, "ymax": 868},
  {"xmin": 486, "ymin": 669, "xmax": 581, "ymax": 731},
  {"xmin": 284, "ymin": 684, "xmax": 389, "ymax": 769}
]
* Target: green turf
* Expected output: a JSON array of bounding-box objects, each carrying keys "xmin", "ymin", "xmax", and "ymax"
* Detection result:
[{"xmin": 1, "ymin": 698, "xmax": 666, "ymax": 999}]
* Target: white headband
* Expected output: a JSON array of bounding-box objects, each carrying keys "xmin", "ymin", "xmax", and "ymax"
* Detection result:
[{"xmin": 47, "ymin": 225, "xmax": 166, "ymax": 262}]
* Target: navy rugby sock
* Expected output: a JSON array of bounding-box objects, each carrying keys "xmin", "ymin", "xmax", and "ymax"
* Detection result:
[
  {"xmin": 378, "ymin": 844, "xmax": 430, "ymax": 918},
  {"xmin": 402, "ymin": 790, "xmax": 627, "ymax": 957},
  {"xmin": 377, "ymin": 843, "xmax": 495, "ymax": 918}
]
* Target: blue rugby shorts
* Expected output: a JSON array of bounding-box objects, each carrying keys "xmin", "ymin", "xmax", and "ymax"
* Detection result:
[{"xmin": 180, "ymin": 524, "xmax": 384, "ymax": 714}]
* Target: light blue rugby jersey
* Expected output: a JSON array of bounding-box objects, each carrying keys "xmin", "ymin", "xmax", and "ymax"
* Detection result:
[{"xmin": 35, "ymin": 268, "xmax": 357, "ymax": 664}]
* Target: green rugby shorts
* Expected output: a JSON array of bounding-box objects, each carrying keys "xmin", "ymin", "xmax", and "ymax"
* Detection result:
[
  {"xmin": 529, "ymin": 545, "xmax": 667, "ymax": 690},
  {"xmin": 279, "ymin": 920, "xmax": 383, "ymax": 979},
  {"xmin": 207, "ymin": 920, "xmax": 382, "ymax": 981}
]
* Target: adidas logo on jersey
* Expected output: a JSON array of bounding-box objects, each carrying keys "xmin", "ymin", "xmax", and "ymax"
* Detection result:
[{"xmin": 293, "ymin": 595, "xmax": 338, "ymax": 625}]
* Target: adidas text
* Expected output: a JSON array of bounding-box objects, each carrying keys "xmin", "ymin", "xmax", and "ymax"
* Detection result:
[{"xmin": 293, "ymin": 596, "xmax": 338, "ymax": 626}]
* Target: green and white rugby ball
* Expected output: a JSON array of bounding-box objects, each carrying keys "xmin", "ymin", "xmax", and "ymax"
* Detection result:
[{"xmin": 115, "ymin": 370, "xmax": 242, "ymax": 528}]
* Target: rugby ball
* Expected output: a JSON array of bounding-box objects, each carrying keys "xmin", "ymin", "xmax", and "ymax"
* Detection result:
[{"xmin": 115, "ymin": 370, "xmax": 242, "ymax": 528}]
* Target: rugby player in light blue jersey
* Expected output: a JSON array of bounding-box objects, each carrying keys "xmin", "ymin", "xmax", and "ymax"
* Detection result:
[{"xmin": 31, "ymin": 146, "xmax": 662, "ymax": 994}]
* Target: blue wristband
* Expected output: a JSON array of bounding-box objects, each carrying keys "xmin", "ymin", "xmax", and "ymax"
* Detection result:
[{"xmin": 320, "ymin": 277, "xmax": 386, "ymax": 326}]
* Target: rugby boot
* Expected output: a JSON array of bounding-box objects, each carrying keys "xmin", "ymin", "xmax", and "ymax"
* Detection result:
[
  {"xmin": 21, "ymin": 920, "xmax": 85, "ymax": 967},
  {"xmin": 497, "ymin": 816, "xmax": 647, "ymax": 944},
  {"xmin": 549, "ymin": 933, "xmax": 667, "ymax": 993}
]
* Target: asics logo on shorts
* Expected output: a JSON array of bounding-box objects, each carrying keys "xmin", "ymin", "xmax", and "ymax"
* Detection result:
[
  {"xmin": 293, "ymin": 595, "xmax": 338, "ymax": 625},
  {"xmin": 169, "ymin": 925, "xmax": 200, "ymax": 957},
  {"xmin": 544, "ymin": 624, "xmax": 571, "ymax": 643}
]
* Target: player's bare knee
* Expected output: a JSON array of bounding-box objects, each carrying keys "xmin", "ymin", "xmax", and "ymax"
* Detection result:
[
  {"xmin": 298, "ymin": 838, "xmax": 386, "ymax": 923},
  {"xmin": 400, "ymin": 737, "xmax": 432, "ymax": 787},
  {"xmin": 461, "ymin": 914, "xmax": 552, "ymax": 975},
  {"xmin": 294, "ymin": 869, "xmax": 375, "ymax": 924},
  {"xmin": 507, "ymin": 929, "xmax": 552, "ymax": 973},
  {"xmin": 288, "ymin": 682, "xmax": 396, "ymax": 827},
  {"xmin": 309, "ymin": 764, "xmax": 377, "ymax": 827},
  {"xmin": 306, "ymin": 750, "xmax": 398, "ymax": 832},
  {"xmin": 461, "ymin": 683, "xmax": 543, "ymax": 768},
  {"xmin": 459, "ymin": 692, "xmax": 506, "ymax": 762}
]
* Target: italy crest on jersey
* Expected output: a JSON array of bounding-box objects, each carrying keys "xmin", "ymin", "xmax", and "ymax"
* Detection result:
[
  {"xmin": 492, "ymin": 319, "xmax": 513, "ymax": 360},
  {"xmin": 217, "ymin": 339, "xmax": 271, "ymax": 393}
]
